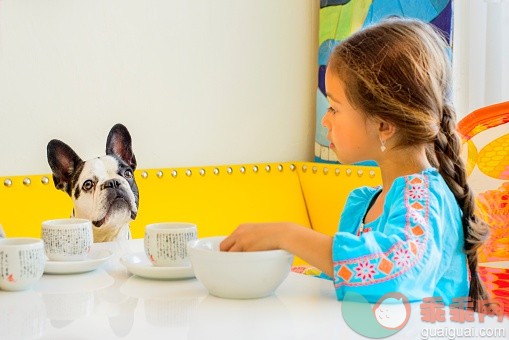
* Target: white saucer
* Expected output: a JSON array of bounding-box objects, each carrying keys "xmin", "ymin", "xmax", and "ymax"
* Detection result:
[
  {"xmin": 44, "ymin": 249, "xmax": 113, "ymax": 275},
  {"xmin": 120, "ymin": 252, "xmax": 195, "ymax": 280}
]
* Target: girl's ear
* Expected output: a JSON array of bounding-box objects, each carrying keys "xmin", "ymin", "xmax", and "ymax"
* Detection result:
[{"xmin": 378, "ymin": 120, "xmax": 397, "ymax": 141}]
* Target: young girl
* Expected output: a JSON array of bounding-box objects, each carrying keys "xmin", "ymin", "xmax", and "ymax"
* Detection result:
[{"xmin": 220, "ymin": 18, "xmax": 488, "ymax": 308}]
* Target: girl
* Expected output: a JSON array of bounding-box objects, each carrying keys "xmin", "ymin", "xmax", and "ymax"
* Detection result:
[{"xmin": 220, "ymin": 18, "xmax": 488, "ymax": 309}]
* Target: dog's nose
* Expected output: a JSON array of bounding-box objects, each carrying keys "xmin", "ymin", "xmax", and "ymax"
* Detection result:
[{"xmin": 104, "ymin": 179, "xmax": 122, "ymax": 189}]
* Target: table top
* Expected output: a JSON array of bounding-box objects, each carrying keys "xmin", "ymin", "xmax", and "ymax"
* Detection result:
[{"xmin": 0, "ymin": 239, "xmax": 507, "ymax": 340}]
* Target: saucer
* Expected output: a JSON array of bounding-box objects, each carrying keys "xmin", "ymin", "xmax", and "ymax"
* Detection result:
[
  {"xmin": 44, "ymin": 249, "xmax": 113, "ymax": 275},
  {"xmin": 120, "ymin": 252, "xmax": 195, "ymax": 280}
]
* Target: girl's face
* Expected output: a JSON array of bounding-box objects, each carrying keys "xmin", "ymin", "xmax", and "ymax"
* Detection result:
[{"xmin": 322, "ymin": 69, "xmax": 379, "ymax": 164}]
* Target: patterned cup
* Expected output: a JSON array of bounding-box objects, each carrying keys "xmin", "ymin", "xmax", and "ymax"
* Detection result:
[
  {"xmin": 0, "ymin": 238, "xmax": 46, "ymax": 291},
  {"xmin": 42, "ymin": 218, "xmax": 93, "ymax": 261},
  {"xmin": 144, "ymin": 222, "xmax": 197, "ymax": 267}
]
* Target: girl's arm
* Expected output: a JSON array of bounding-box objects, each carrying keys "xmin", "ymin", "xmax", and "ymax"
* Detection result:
[{"xmin": 220, "ymin": 222, "xmax": 334, "ymax": 277}]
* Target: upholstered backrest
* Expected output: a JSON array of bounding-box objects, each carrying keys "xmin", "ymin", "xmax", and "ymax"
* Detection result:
[
  {"xmin": 1, "ymin": 160, "xmax": 383, "ymax": 238},
  {"xmin": 1, "ymin": 161, "xmax": 382, "ymax": 266},
  {"xmin": 129, "ymin": 163, "xmax": 312, "ymax": 239},
  {"xmin": 0, "ymin": 163, "xmax": 311, "ymax": 240},
  {"xmin": 296, "ymin": 163, "xmax": 382, "ymax": 236}
]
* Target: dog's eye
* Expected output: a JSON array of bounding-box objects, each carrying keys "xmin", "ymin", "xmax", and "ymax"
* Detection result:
[
  {"xmin": 82, "ymin": 180, "xmax": 94, "ymax": 191},
  {"xmin": 123, "ymin": 169, "xmax": 133, "ymax": 179}
]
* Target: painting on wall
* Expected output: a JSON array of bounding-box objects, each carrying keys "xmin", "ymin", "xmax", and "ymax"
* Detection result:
[{"xmin": 315, "ymin": 0, "xmax": 453, "ymax": 163}]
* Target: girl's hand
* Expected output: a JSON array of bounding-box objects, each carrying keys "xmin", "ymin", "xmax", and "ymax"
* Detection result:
[
  {"xmin": 220, "ymin": 222, "xmax": 334, "ymax": 277},
  {"xmin": 219, "ymin": 222, "xmax": 291, "ymax": 252}
]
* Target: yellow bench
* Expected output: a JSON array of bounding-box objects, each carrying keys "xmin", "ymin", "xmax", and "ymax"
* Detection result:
[{"xmin": 0, "ymin": 161, "xmax": 381, "ymax": 265}]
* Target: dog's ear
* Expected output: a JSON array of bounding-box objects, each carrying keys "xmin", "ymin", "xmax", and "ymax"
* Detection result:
[
  {"xmin": 47, "ymin": 139, "xmax": 83, "ymax": 194},
  {"xmin": 106, "ymin": 124, "xmax": 137, "ymax": 170}
]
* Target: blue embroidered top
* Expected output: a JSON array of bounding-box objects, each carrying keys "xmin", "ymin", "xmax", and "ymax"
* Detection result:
[{"xmin": 332, "ymin": 168, "xmax": 469, "ymax": 304}]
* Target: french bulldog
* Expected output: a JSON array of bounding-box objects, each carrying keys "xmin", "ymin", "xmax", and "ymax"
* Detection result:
[{"xmin": 47, "ymin": 124, "xmax": 139, "ymax": 242}]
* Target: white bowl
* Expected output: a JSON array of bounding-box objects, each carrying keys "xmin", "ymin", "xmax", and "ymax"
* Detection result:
[{"xmin": 187, "ymin": 236, "xmax": 294, "ymax": 299}]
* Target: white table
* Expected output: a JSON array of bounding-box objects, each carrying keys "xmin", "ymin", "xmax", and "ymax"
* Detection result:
[{"xmin": 0, "ymin": 239, "xmax": 507, "ymax": 340}]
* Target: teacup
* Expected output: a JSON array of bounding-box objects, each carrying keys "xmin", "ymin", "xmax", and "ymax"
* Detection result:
[
  {"xmin": 42, "ymin": 218, "xmax": 93, "ymax": 261},
  {"xmin": 0, "ymin": 238, "xmax": 46, "ymax": 291},
  {"xmin": 144, "ymin": 222, "xmax": 197, "ymax": 267}
]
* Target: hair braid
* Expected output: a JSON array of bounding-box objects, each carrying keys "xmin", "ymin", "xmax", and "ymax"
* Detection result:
[{"xmin": 433, "ymin": 104, "xmax": 490, "ymax": 310}]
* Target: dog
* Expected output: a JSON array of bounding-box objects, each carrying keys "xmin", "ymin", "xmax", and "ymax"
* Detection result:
[{"xmin": 47, "ymin": 124, "xmax": 139, "ymax": 242}]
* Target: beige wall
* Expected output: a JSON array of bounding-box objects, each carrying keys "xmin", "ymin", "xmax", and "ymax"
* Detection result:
[{"xmin": 0, "ymin": 0, "xmax": 319, "ymax": 176}]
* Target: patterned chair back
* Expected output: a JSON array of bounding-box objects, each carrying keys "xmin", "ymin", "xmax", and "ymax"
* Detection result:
[
  {"xmin": 458, "ymin": 101, "xmax": 509, "ymax": 315},
  {"xmin": 458, "ymin": 101, "xmax": 509, "ymax": 262}
]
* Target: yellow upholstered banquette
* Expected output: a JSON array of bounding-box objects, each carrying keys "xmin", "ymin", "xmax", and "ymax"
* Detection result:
[{"xmin": 0, "ymin": 162, "xmax": 381, "ymax": 265}]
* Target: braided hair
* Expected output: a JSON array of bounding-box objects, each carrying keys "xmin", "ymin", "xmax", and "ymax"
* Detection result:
[
  {"xmin": 328, "ymin": 17, "xmax": 489, "ymax": 309},
  {"xmin": 432, "ymin": 104, "xmax": 489, "ymax": 309}
]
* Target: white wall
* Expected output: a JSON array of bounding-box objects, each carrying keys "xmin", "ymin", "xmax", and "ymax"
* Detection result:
[
  {"xmin": 0, "ymin": 0, "xmax": 319, "ymax": 176},
  {"xmin": 452, "ymin": 0, "xmax": 509, "ymax": 117}
]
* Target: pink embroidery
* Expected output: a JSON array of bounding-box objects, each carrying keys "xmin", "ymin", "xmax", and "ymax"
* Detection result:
[
  {"xmin": 393, "ymin": 247, "xmax": 412, "ymax": 267},
  {"xmin": 354, "ymin": 261, "xmax": 376, "ymax": 281},
  {"xmin": 409, "ymin": 210, "xmax": 426, "ymax": 225},
  {"xmin": 408, "ymin": 184, "xmax": 426, "ymax": 200},
  {"xmin": 333, "ymin": 174, "xmax": 430, "ymax": 288}
]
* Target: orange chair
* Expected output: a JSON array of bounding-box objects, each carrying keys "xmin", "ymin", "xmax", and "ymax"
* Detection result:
[
  {"xmin": 458, "ymin": 101, "xmax": 509, "ymax": 315},
  {"xmin": 458, "ymin": 101, "xmax": 509, "ymax": 262}
]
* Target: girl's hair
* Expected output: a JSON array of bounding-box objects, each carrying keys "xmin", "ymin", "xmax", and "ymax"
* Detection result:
[{"xmin": 328, "ymin": 18, "xmax": 489, "ymax": 309}]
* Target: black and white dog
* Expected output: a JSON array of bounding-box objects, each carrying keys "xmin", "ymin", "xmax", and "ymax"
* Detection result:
[{"xmin": 47, "ymin": 124, "xmax": 139, "ymax": 242}]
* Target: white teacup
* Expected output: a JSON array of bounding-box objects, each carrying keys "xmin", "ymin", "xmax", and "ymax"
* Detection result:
[
  {"xmin": 0, "ymin": 238, "xmax": 46, "ymax": 291},
  {"xmin": 144, "ymin": 222, "xmax": 197, "ymax": 267},
  {"xmin": 42, "ymin": 218, "xmax": 93, "ymax": 261}
]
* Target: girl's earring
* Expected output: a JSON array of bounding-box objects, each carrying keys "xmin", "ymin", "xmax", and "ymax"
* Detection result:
[{"xmin": 380, "ymin": 138, "xmax": 386, "ymax": 152}]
